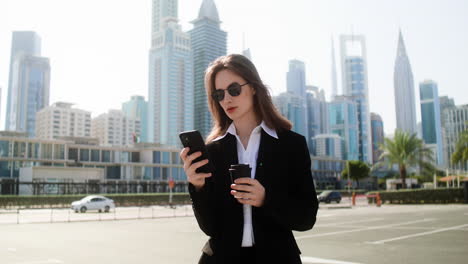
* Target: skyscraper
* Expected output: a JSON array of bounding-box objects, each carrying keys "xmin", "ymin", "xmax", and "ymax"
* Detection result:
[
  {"xmin": 331, "ymin": 37, "xmax": 338, "ymax": 100},
  {"xmin": 329, "ymin": 95, "xmax": 359, "ymax": 161},
  {"xmin": 7, "ymin": 54, "xmax": 50, "ymax": 137},
  {"xmin": 420, "ymin": 80, "xmax": 444, "ymax": 166},
  {"xmin": 148, "ymin": 0, "xmax": 194, "ymax": 146},
  {"xmin": 306, "ymin": 86, "xmax": 329, "ymax": 154},
  {"xmin": 443, "ymin": 105, "xmax": 468, "ymax": 172},
  {"xmin": 394, "ymin": 30, "xmax": 417, "ymax": 135},
  {"xmin": 286, "ymin": 60, "xmax": 308, "ymax": 139},
  {"xmin": 273, "ymin": 92, "xmax": 307, "ymax": 139},
  {"xmin": 122, "ymin": 95, "xmax": 148, "ymax": 142},
  {"xmin": 5, "ymin": 31, "xmax": 44, "ymax": 134},
  {"xmin": 189, "ymin": 0, "xmax": 227, "ymax": 139},
  {"xmin": 370, "ymin": 112, "xmax": 384, "ymax": 164},
  {"xmin": 340, "ymin": 35, "xmax": 372, "ymax": 163},
  {"xmin": 312, "ymin": 134, "xmax": 343, "ymax": 160}
]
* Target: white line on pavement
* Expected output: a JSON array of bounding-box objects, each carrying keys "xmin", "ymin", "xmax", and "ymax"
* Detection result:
[
  {"xmin": 315, "ymin": 218, "xmax": 384, "ymax": 227},
  {"xmin": 301, "ymin": 256, "xmax": 362, "ymax": 264},
  {"xmin": 296, "ymin": 218, "xmax": 435, "ymax": 240},
  {"xmin": 12, "ymin": 259, "xmax": 63, "ymax": 264},
  {"xmin": 366, "ymin": 223, "xmax": 468, "ymax": 244}
]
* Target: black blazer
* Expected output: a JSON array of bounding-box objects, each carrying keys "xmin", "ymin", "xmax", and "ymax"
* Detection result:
[{"xmin": 189, "ymin": 129, "xmax": 318, "ymax": 264}]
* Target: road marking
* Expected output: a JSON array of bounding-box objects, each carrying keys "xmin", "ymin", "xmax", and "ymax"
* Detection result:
[
  {"xmin": 12, "ymin": 259, "xmax": 64, "ymax": 264},
  {"xmin": 367, "ymin": 223, "xmax": 468, "ymax": 244},
  {"xmin": 296, "ymin": 219, "xmax": 435, "ymax": 240},
  {"xmin": 301, "ymin": 256, "xmax": 362, "ymax": 264},
  {"xmin": 315, "ymin": 218, "xmax": 384, "ymax": 227}
]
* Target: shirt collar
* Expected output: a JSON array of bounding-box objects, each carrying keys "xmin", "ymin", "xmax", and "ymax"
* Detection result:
[{"xmin": 212, "ymin": 121, "xmax": 278, "ymax": 142}]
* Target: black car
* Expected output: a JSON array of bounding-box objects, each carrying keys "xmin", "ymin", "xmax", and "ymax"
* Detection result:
[{"xmin": 317, "ymin": 191, "xmax": 342, "ymax": 203}]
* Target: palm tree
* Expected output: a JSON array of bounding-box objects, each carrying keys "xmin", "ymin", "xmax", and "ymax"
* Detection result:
[
  {"xmin": 375, "ymin": 130, "xmax": 434, "ymax": 189},
  {"xmin": 451, "ymin": 129, "xmax": 468, "ymax": 168}
]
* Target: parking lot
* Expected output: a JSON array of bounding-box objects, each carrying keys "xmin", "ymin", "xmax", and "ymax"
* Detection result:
[{"xmin": 1, "ymin": 204, "xmax": 467, "ymax": 264}]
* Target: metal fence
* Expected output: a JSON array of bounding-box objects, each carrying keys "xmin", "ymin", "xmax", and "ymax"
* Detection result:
[{"xmin": 0, "ymin": 204, "xmax": 195, "ymax": 225}]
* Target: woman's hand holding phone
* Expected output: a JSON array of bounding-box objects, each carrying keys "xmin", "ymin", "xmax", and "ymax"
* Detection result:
[{"xmin": 180, "ymin": 147, "xmax": 212, "ymax": 191}]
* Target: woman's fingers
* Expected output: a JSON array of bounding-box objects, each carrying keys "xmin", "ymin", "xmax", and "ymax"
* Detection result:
[{"xmin": 230, "ymin": 179, "xmax": 265, "ymax": 207}]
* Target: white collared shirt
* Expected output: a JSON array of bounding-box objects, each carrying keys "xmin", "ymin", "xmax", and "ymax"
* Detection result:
[{"xmin": 213, "ymin": 121, "xmax": 278, "ymax": 247}]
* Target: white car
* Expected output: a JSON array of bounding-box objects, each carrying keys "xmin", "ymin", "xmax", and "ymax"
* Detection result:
[{"xmin": 71, "ymin": 195, "xmax": 115, "ymax": 213}]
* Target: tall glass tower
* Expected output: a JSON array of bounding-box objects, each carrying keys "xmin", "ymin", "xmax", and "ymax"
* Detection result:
[
  {"xmin": 340, "ymin": 35, "xmax": 372, "ymax": 163},
  {"xmin": 329, "ymin": 95, "xmax": 359, "ymax": 161},
  {"xmin": 420, "ymin": 80, "xmax": 443, "ymax": 166},
  {"xmin": 5, "ymin": 31, "xmax": 42, "ymax": 131},
  {"xmin": 286, "ymin": 60, "xmax": 308, "ymax": 140},
  {"xmin": 189, "ymin": 0, "xmax": 227, "ymax": 139},
  {"xmin": 370, "ymin": 112, "xmax": 384, "ymax": 164},
  {"xmin": 8, "ymin": 55, "xmax": 50, "ymax": 137},
  {"xmin": 122, "ymin": 95, "xmax": 148, "ymax": 142},
  {"xmin": 394, "ymin": 30, "xmax": 417, "ymax": 135},
  {"xmin": 148, "ymin": 0, "xmax": 194, "ymax": 146}
]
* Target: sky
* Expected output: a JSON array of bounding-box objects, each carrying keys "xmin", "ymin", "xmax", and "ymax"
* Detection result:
[{"xmin": 0, "ymin": 0, "xmax": 467, "ymax": 135}]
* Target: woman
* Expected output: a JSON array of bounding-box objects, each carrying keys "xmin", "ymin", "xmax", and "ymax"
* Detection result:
[{"xmin": 180, "ymin": 54, "xmax": 318, "ymax": 264}]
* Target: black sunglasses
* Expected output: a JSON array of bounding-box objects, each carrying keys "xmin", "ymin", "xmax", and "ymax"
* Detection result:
[{"xmin": 211, "ymin": 82, "xmax": 249, "ymax": 102}]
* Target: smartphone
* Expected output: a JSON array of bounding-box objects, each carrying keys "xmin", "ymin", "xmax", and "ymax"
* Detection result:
[{"xmin": 179, "ymin": 130, "xmax": 212, "ymax": 173}]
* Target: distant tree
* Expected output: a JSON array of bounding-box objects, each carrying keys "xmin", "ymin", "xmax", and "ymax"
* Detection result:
[
  {"xmin": 341, "ymin": 160, "xmax": 370, "ymax": 188},
  {"xmin": 375, "ymin": 130, "xmax": 434, "ymax": 189}
]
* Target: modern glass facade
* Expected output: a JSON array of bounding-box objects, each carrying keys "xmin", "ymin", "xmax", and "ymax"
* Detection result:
[
  {"xmin": 394, "ymin": 30, "xmax": 417, "ymax": 135},
  {"xmin": 370, "ymin": 113, "xmax": 384, "ymax": 164},
  {"xmin": 340, "ymin": 35, "xmax": 372, "ymax": 164},
  {"xmin": 6, "ymin": 31, "xmax": 41, "ymax": 130},
  {"xmin": 189, "ymin": 0, "xmax": 227, "ymax": 139},
  {"xmin": 8, "ymin": 55, "xmax": 50, "ymax": 137},
  {"xmin": 122, "ymin": 95, "xmax": 148, "ymax": 142},
  {"xmin": 285, "ymin": 60, "xmax": 308, "ymax": 139},
  {"xmin": 420, "ymin": 80, "xmax": 443, "ymax": 166},
  {"xmin": 0, "ymin": 132, "xmax": 185, "ymax": 182},
  {"xmin": 273, "ymin": 92, "xmax": 308, "ymax": 141},
  {"xmin": 148, "ymin": 1, "xmax": 194, "ymax": 147},
  {"xmin": 329, "ymin": 96, "xmax": 359, "ymax": 161}
]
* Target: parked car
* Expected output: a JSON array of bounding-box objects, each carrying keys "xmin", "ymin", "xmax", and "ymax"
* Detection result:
[
  {"xmin": 71, "ymin": 195, "xmax": 115, "ymax": 213},
  {"xmin": 317, "ymin": 191, "xmax": 342, "ymax": 204}
]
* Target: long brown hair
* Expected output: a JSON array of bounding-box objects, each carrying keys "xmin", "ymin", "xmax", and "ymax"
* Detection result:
[{"xmin": 205, "ymin": 54, "xmax": 292, "ymax": 142}]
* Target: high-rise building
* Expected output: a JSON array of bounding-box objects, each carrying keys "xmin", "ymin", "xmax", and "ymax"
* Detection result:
[
  {"xmin": 329, "ymin": 95, "xmax": 359, "ymax": 161},
  {"xmin": 122, "ymin": 95, "xmax": 148, "ymax": 142},
  {"xmin": 286, "ymin": 60, "xmax": 308, "ymax": 139},
  {"xmin": 439, "ymin": 95, "xmax": 456, "ymax": 167},
  {"xmin": 91, "ymin": 110, "xmax": 141, "ymax": 146},
  {"xmin": 306, "ymin": 86, "xmax": 329, "ymax": 154},
  {"xmin": 313, "ymin": 134, "xmax": 343, "ymax": 160},
  {"xmin": 36, "ymin": 102, "xmax": 91, "ymax": 139},
  {"xmin": 439, "ymin": 96, "xmax": 455, "ymax": 128},
  {"xmin": 420, "ymin": 80, "xmax": 444, "ymax": 166},
  {"xmin": 340, "ymin": 35, "xmax": 372, "ymax": 163},
  {"xmin": 148, "ymin": 0, "xmax": 194, "ymax": 146},
  {"xmin": 7, "ymin": 54, "xmax": 50, "ymax": 137},
  {"xmin": 370, "ymin": 112, "xmax": 384, "ymax": 164},
  {"xmin": 287, "ymin": 60, "xmax": 307, "ymax": 98},
  {"xmin": 189, "ymin": 0, "xmax": 227, "ymax": 139},
  {"xmin": 394, "ymin": 30, "xmax": 417, "ymax": 135},
  {"xmin": 331, "ymin": 37, "xmax": 338, "ymax": 100},
  {"xmin": 443, "ymin": 105, "xmax": 468, "ymax": 172},
  {"xmin": 5, "ymin": 31, "xmax": 42, "ymax": 130},
  {"xmin": 273, "ymin": 92, "xmax": 308, "ymax": 139}
]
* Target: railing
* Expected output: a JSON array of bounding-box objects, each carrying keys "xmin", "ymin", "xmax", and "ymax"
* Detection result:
[{"xmin": 0, "ymin": 204, "xmax": 194, "ymax": 224}]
